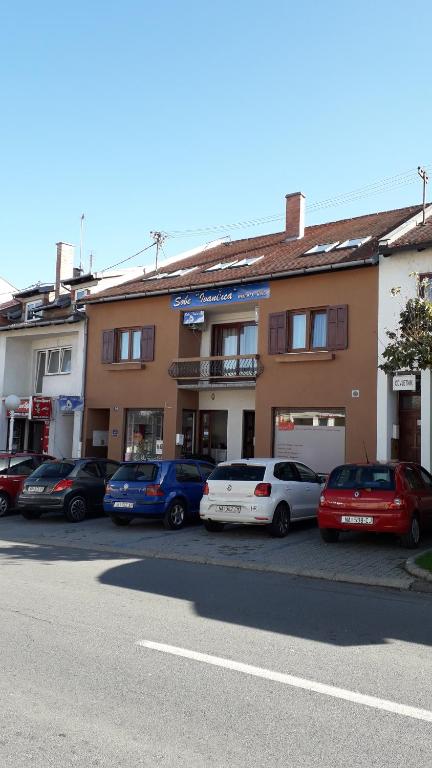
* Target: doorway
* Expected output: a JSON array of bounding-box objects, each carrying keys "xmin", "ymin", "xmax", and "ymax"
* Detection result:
[
  {"xmin": 242, "ymin": 411, "xmax": 255, "ymax": 458},
  {"xmin": 399, "ymin": 391, "xmax": 421, "ymax": 463},
  {"xmin": 199, "ymin": 410, "xmax": 228, "ymax": 463}
]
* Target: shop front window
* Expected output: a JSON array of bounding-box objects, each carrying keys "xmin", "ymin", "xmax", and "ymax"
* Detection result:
[{"xmin": 124, "ymin": 409, "xmax": 164, "ymax": 461}]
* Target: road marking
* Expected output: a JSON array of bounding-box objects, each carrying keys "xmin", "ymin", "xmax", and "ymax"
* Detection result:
[{"xmin": 137, "ymin": 640, "xmax": 432, "ymax": 724}]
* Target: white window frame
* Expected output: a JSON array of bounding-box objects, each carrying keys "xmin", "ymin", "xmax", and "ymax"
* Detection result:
[{"xmin": 35, "ymin": 346, "xmax": 73, "ymax": 384}]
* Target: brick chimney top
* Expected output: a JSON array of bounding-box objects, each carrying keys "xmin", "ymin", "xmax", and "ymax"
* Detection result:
[{"xmin": 285, "ymin": 192, "xmax": 305, "ymax": 240}]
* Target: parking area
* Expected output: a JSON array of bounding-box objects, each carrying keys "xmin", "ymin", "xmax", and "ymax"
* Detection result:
[{"xmin": 1, "ymin": 511, "xmax": 430, "ymax": 589}]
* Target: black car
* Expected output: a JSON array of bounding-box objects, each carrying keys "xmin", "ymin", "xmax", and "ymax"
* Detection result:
[{"xmin": 17, "ymin": 458, "xmax": 120, "ymax": 522}]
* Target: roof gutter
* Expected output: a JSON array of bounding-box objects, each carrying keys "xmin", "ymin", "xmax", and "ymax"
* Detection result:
[
  {"xmin": 0, "ymin": 314, "xmax": 84, "ymax": 333},
  {"xmin": 83, "ymin": 256, "xmax": 378, "ymax": 306}
]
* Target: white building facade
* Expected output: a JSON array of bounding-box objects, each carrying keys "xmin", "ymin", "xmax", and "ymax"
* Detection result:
[{"xmin": 377, "ymin": 206, "xmax": 432, "ymax": 470}]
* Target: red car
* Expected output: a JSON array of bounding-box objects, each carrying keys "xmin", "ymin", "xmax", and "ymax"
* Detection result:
[
  {"xmin": 318, "ymin": 462, "xmax": 432, "ymax": 548},
  {"xmin": 0, "ymin": 453, "xmax": 54, "ymax": 516}
]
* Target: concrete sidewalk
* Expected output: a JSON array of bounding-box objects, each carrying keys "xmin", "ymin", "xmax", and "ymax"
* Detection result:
[{"xmin": 1, "ymin": 512, "xmax": 430, "ymax": 590}]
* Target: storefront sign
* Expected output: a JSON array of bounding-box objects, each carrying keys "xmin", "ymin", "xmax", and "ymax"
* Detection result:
[
  {"xmin": 170, "ymin": 282, "xmax": 270, "ymax": 310},
  {"xmin": 32, "ymin": 397, "xmax": 52, "ymax": 419},
  {"xmin": 183, "ymin": 311, "xmax": 205, "ymax": 325},
  {"xmin": 392, "ymin": 374, "xmax": 416, "ymax": 392},
  {"xmin": 5, "ymin": 398, "xmax": 30, "ymax": 417},
  {"xmin": 59, "ymin": 396, "xmax": 84, "ymax": 412}
]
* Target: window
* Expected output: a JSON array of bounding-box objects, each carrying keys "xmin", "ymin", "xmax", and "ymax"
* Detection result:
[
  {"xmin": 419, "ymin": 466, "xmax": 432, "ymax": 488},
  {"xmin": 295, "ymin": 463, "xmax": 319, "ymax": 482},
  {"xmin": 198, "ymin": 462, "xmax": 214, "ymax": 480},
  {"xmin": 30, "ymin": 462, "xmax": 74, "ymax": 479},
  {"xmin": 212, "ymin": 322, "xmax": 258, "ymax": 376},
  {"xmin": 289, "ymin": 310, "xmax": 327, "ymax": 351},
  {"xmin": 404, "ymin": 466, "xmax": 424, "ymax": 491},
  {"xmin": 268, "ymin": 306, "xmax": 347, "ymax": 354},
  {"xmin": 5, "ymin": 457, "xmax": 37, "ymax": 476},
  {"xmin": 26, "ymin": 300, "xmax": 43, "ymax": 321},
  {"xmin": 274, "ymin": 462, "xmax": 297, "ymax": 481},
  {"xmin": 304, "ymin": 242, "xmax": 339, "ymax": 255},
  {"xmin": 75, "ymin": 288, "xmax": 89, "ymax": 300},
  {"xmin": 209, "ymin": 464, "xmax": 266, "ymax": 482},
  {"xmin": 112, "ymin": 463, "xmax": 159, "ymax": 482},
  {"xmin": 327, "ymin": 465, "xmax": 395, "ymax": 491},
  {"xmin": 419, "ymin": 273, "xmax": 432, "ymax": 301},
  {"xmin": 100, "ymin": 461, "xmax": 120, "ymax": 479},
  {"xmin": 175, "ymin": 463, "xmax": 202, "ymax": 483},
  {"xmin": 336, "ymin": 237, "xmax": 371, "ymax": 249},
  {"xmin": 42, "ymin": 347, "xmax": 72, "ymax": 376},
  {"xmin": 124, "ymin": 409, "xmax": 163, "ymax": 461},
  {"xmin": 78, "ymin": 462, "xmax": 101, "ymax": 478},
  {"xmin": 101, "ymin": 327, "xmax": 155, "ymax": 364}
]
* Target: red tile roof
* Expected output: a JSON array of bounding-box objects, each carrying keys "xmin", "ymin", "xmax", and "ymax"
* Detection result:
[
  {"xmin": 385, "ymin": 215, "xmax": 432, "ymax": 249},
  {"xmin": 85, "ymin": 204, "xmax": 422, "ymax": 303}
]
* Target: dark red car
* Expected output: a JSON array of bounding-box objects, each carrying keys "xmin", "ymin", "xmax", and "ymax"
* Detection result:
[
  {"xmin": 0, "ymin": 453, "xmax": 54, "ymax": 516},
  {"xmin": 318, "ymin": 462, "xmax": 432, "ymax": 548}
]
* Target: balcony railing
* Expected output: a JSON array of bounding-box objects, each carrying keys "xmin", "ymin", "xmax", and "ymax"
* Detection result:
[{"xmin": 168, "ymin": 354, "xmax": 263, "ymax": 382}]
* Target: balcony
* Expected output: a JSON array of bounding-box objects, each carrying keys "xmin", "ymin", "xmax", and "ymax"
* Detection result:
[{"xmin": 168, "ymin": 354, "xmax": 263, "ymax": 386}]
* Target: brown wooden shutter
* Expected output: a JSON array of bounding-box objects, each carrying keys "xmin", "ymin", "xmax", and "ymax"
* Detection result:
[
  {"xmin": 268, "ymin": 312, "xmax": 287, "ymax": 354},
  {"xmin": 141, "ymin": 325, "xmax": 155, "ymax": 361},
  {"xmin": 102, "ymin": 329, "xmax": 115, "ymax": 363},
  {"xmin": 327, "ymin": 305, "xmax": 348, "ymax": 350}
]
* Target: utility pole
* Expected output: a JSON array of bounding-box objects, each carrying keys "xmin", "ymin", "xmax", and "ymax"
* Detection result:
[
  {"xmin": 150, "ymin": 231, "xmax": 167, "ymax": 271},
  {"xmin": 417, "ymin": 167, "xmax": 429, "ymax": 225}
]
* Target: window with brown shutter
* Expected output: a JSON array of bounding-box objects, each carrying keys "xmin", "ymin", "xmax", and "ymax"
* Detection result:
[
  {"xmin": 327, "ymin": 305, "xmax": 348, "ymax": 350},
  {"xmin": 268, "ymin": 312, "xmax": 287, "ymax": 354},
  {"xmin": 102, "ymin": 329, "xmax": 115, "ymax": 363},
  {"xmin": 141, "ymin": 325, "xmax": 155, "ymax": 361}
]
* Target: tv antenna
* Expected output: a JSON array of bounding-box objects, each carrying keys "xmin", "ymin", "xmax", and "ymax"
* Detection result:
[{"xmin": 150, "ymin": 231, "xmax": 167, "ymax": 271}]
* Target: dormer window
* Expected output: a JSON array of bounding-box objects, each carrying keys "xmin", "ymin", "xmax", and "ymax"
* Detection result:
[
  {"xmin": 26, "ymin": 300, "xmax": 43, "ymax": 321},
  {"xmin": 303, "ymin": 242, "xmax": 340, "ymax": 255}
]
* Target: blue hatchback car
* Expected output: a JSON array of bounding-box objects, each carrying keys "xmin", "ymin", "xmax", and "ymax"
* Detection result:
[{"xmin": 104, "ymin": 459, "xmax": 214, "ymax": 530}]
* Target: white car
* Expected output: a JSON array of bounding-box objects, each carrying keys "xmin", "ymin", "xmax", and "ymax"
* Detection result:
[{"xmin": 200, "ymin": 458, "xmax": 324, "ymax": 537}]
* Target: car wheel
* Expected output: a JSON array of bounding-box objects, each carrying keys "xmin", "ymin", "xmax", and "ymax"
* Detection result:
[
  {"xmin": 400, "ymin": 515, "xmax": 420, "ymax": 549},
  {"xmin": 0, "ymin": 492, "xmax": 11, "ymax": 517},
  {"xmin": 320, "ymin": 528, "xmax": 340, "ymax": 543},
  {"xmin": 163, "ymin": 500, "xmax": 186, "ymax": 530},
  {"xmin": 269, "ymin": 503, "xmax": 290, "ymax": 538},
  {"xmin": 21, "ymin": 510, "xmax": 42, "ymax": 520},
  {"xmin": 111, "ymin": 515, "xmax": 132, "ymax": 527},
  {"xmin": 65, "ymin": 495, "xmax": 87, "ymax": 523},
  {"xmin": 204, "ymin": 520, "xmax": 225, "ymax": 532}
]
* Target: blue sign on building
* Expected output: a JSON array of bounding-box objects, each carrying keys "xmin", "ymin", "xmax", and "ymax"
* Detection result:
[
  {"xmin": 59, "ymin": 396, "xmax": 84, "ymax": 412},
  {"xmin": 170, "ymin": 281, "xmax": 270, "ymax": 310}
]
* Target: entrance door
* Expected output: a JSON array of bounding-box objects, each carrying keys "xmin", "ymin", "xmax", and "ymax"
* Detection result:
[
  {"xmin": 28, "ymin": 421, "xmax": 44, "ymax": 453},
  {"xmin": 198, "ymin": 411, "xmax": 227, "ymax": 463},
  {"xmin": 399, "ymin": 392, "xmax": 421, "ymax": 463},
  {"xmin": 242, "ymin": 411, "xmax": 255, "ymax": 458}
]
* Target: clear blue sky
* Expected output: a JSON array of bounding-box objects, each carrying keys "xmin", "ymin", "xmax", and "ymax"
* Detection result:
[{"xmin": 1, "ymin": 0, "xmax": 431, "ymax": 289}]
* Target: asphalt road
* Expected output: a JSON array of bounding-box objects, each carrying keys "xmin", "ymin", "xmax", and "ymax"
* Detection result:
[{"xmin": 1, "ymin": 539, "xmax": 431, "ymax": 767}]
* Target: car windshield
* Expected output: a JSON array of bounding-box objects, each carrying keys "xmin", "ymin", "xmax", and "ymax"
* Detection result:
[
  {"xmin": 209, "ymin": 464, "xmax": 266, "ymax": 482},
  {"xmin": 327, "ymin": 465, "xmax": 395, "ymax": 491},
  {"xmin": 29, "ymin": 462, "xmax": 74, "ymax": 479},
  {"xmin": 111, "ymin": 463, "xmax": 159, "ymax": 482}
]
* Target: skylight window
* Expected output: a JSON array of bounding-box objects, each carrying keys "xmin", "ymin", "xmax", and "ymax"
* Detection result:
[
  {"xmin": 145, "ymin": 267, "xmax": 197, "ymax": 281},
  {"xmin": 205, "ymin": 256, "xmax": 264, "ymax": 272},
  {"xmin": 336, "ymin": 236, "xmax": 371, "ymax": 249},
  {"xmin": 304, "ymin": 242, "xmax": 340, "ymax": 255}
]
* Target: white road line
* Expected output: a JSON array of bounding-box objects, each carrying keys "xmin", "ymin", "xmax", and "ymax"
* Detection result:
[{"xmin": 137, "ymin": 640, "xmax": 432, "ymax": 724}]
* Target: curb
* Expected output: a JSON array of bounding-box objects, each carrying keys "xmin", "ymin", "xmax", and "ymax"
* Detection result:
[
  {"xmin": 405, "ymin": 548, "xmax": 432, "ymax": 583},
  {"xmin": 0, "ymin": 532, "xmax": 415, "ymax": 592}
]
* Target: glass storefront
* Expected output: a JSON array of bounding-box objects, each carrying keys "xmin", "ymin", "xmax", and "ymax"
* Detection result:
[{"xmin": 124, "ymin": 409, "xmax": 164, "ymax": 461}]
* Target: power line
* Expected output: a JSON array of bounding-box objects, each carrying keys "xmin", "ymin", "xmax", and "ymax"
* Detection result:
[
  {"xmin": 98, "ymin": 241, "xmax": 156, "ymax": 273},
  {"xmin": 164, "ymin": 164, "xmax": 431, "ymax": 239}
]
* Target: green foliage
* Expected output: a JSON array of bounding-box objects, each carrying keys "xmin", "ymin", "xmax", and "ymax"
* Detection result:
[{"xmin": 380, "ymin": 295, "xmax": 432, "ymax": 374}]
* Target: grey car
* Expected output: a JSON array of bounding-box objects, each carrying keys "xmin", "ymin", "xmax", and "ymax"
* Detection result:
[{"xmin": 17, "ymin": 458, "xmax": 120, "ymax": 522}]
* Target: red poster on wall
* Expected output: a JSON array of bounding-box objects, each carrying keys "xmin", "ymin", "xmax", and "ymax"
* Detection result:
[
  {"xmin": 278, "ymin": 418, "xmax": 295, "ymax": 431},
  {"xmin": 32, "ymin": 396, "xmax": 52, "ymax": 419},
  {"xmin": 5, "ymin": 398, "xmax": 30, "ymax": 416}
]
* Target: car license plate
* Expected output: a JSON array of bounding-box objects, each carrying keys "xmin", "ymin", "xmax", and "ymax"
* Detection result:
[
  {"xmin": 28, "ymin": 486, "xmax": 45, "ymax": 493},
  {"xmin": 341, "ymin": 515, "xmax": 374, "ymax": 525},
  {"xmin": 113, "ymin": 501, "xmax": 134, "ymax": 509},
  {"xmin": 217, "ymin": 505, "xmax": 241, "ymax": 513}
]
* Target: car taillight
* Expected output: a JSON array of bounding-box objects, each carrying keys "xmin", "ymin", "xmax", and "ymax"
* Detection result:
[
  {"xmin": 203, "ymin": 482, "xmax": 209, "ymax": 496},
  {"xmin": 389, "ymin": 496, "xmax": 405, "ymax": 509},
  {"xmin": 254, "ymin": 482, "xmax": 272, "ymax": 497},
  {"xmin": 145, "ymin": 484, "xmax": 164, "ymax": 497},
  {"xmin": 52, "ymin": 478, "xmax": 74, "ymax": 492}
]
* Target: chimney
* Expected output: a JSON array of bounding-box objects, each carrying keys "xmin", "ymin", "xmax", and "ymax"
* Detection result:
[
  {"xmin": 55, "ymin": 242, "xmax": 75, "ymax": 298},
  {"xmin": 285, "ymin": 192, "xmax": 305, "ymax": 240}
]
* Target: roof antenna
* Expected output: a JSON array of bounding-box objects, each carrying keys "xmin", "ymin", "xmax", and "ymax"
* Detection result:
[
  {"xmin": 79, "ymin": 213, "xmax": 85, "ymax": 269},
  {"xmin": 417, "ymin": 167, "xmax": 429, "ymax": 225},
  {"xmin": 363, "ymin": 440, "xmax": 370, "ymax": 464}
]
